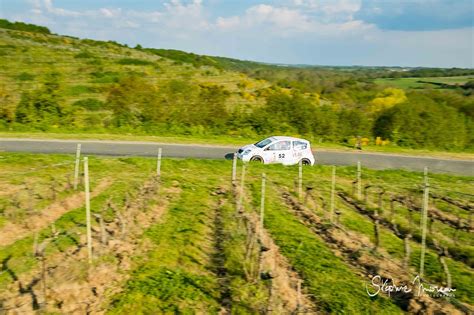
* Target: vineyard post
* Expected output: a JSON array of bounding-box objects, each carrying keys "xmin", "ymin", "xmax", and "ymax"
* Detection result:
[
  {"xmin": 378, "ymin": 192, "xmax": 384, "ymax": 212},
  {"xmin": 298, "ymin": 160, "xmax": 303, "ymax": 200},
  {"xmin": 156, "ymin": 147, "xmax": 162, "ymax": 178},
  {"xmin": 73, "ymin": 143, "xmax": 81, "ymax": 190},
  {"xmin": 260, "ymin": 173, "xmax": 266, "ymax": 232},
  {"xmin": 34, "ymin": 239, "xmax": 49, "ymax": 309},
  {"xmin": 441, "ymin": 247, "xmax": 452, "ymax": 288},
  {"xmin": 296, "ymin": 279, "xmax": 302, "ymax": 312},
  {"xmin": 357, "ymin": 161, "xmax": 362, "ymax": 200},
  {"xmin": 419, "ymin": 167, "xmax": 429, "ymax": 277},
  {"xmin": 84, "ymin": 157, "xmax": 92, "ymax": 264},
  {"xmin": 390, "ymin": 199, "xmax": 394, "ymax": 222},
  {"xmin": 237, "ymin": 164, "xmax": 246, "ymax": 213},
  {"xmin": 330, "ymin": 166, "xmax": 336, "ymax": 223},
  {"xmin": 373, "ymin": 208, "xmax": 380, "ymax": 251},
  {"xmin": 33, "ymin": 231, "xmax": 39, "ymax": 255},
  {"xmin": 232, "ymin": 153, "xmax": 237, "ymax": 187},
  {"xmin": 404, "ymin": 235, "xmax": 411, "ymax": 269}
]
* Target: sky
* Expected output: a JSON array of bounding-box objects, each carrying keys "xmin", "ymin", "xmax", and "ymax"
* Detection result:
[{"xmin": 0, "ymin": 0, "xmax": 473, "ymax": 68}]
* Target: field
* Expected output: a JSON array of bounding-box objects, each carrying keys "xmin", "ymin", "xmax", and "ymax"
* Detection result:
[
  {"xmin": 374, "ymin": 76, "xmax": 474, "ymax": 89},
  {"xmin": 0, "ymin": 151, "xmax": 472, "ymax": 313}
]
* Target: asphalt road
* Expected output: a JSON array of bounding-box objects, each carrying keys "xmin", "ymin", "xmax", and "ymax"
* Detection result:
[{"xmin": 1, "ymin": 138, "xmax": 473, "ymax": 176}]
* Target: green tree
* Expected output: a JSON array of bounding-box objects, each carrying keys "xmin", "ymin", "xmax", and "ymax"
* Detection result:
[
  {"xmin": 15, "ymin": 75, "xmax": 63, "ymax": 126},
  {"xmin": 373, "ymin": 94, "xmax": 470, "ymax": 149},
  {"xmin": 107, "ymin": 76, "xmax": 159, "ymax": 127}
]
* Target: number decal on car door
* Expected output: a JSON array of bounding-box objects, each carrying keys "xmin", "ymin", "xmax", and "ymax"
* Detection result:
[{"xmin": 278, "ymin": 153, "xmax": 285, "ymax": 159}]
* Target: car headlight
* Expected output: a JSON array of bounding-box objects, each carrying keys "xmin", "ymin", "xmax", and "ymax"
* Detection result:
[{"xmin": 242, "ymin": 149, "xmax": 251, "ymax": 155}]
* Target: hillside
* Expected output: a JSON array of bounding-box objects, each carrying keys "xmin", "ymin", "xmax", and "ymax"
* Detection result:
[
  {"xmin": 0, "ymin": 24, "xmax": 271, "ymax": 116},
  {"xmin": 0, "ymin": 19, "xmax": 473, "ymax": 151}
]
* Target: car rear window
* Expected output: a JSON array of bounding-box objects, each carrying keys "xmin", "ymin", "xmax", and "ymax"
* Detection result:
[{"xmin": 293, "ymin": 141, "xmax": 308, "ymax": 150}]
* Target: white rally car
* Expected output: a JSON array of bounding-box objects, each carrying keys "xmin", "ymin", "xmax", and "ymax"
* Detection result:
[{"xmin": 237, "ymin": 136, "xmax": 315, "ymax": 165}]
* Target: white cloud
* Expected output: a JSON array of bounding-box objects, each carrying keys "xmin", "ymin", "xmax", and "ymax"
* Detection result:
[
  {"xmin": 43, "ymin": 0, "xmax": 82, "ymax": 17},
  {"xmin": 214, "ymin": 3, "xmax": 372, "ymax": 36},
  {"xmin": 99, "ymin": 8, "xmax": 122, "ymax": 18},
  {"xmin": 6, "ymin": 0, "xmax": 471, "ymax": 67},
  {"xmin": 216, "ymin": 16, "xmax": 240, "ymax": 30},
  {"xmin": 292, "ymin": 0, "xmax": 361, "ymax": 18}
]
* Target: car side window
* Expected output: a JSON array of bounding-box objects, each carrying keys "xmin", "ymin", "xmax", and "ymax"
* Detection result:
[
  {"xmin": 293, "ymin": 141, "xmax": 308, "ymax": 150},
  {"xmin": 267, "ymin": 141, "xmax": 291, "ymax": 151}
]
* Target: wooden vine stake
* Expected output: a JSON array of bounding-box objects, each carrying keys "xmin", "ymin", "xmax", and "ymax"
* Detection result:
[
  {"xmin": 419, "ymin": 167, "xmax": 429, "ymax": 277},
  {"xmin": 260, "ymin": 173, "xmax": 266, "ymax": 233},
  {"xmin": 403, "ymin": 234, "xmax": 411, "ymax": 269},
  {"xmin": 73, "ymin": 143, "xmax": 81, "ymax": 190},
  {"xmin": 330, "ymin": 166, "xmax": 336, "ymax": 223},
  {"xmin": 298, "ymin": 160, "xmax": 303, "ymax": 200},
  {"xmin": 296, "ymin": 279, "xmax": 302, "ymax": 313},
  {"xmin": 373, "ymin": 208, "xmax": 380, "ymax": 251},
  {"xmin": 156, "ymin": 147, "xmax": 162, "ymax": 178},
  {"xmin": 433, "ymin": 240, "xmax": 452, "ymax": 288},
  {"xmin": 231, "ymin": 153, "xmax": 237, "ymax": 188},
  {"xmin": 84, "ymin": 157, "xmax": 93, "ymax": 264},
  {"xmin": 237, "ymin": 163, "xmax": 246, "ymax": 213},
  {"xmin": 34, "ymin": 239, "xmax": 50, "ymax": 309},
  {"xmin": 356, "ymin": 161, "xmax": 362, "ymax": 200}
]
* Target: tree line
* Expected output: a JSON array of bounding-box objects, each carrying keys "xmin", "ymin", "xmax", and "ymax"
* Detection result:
[{"xmin": 2, "ymin": 74, "xmax": 472, "ymax": 151}]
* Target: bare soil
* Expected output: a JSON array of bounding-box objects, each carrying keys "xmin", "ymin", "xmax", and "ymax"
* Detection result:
[{"xmin": 0, "ymin": 179, "xmax": 112, "ymax": 248}]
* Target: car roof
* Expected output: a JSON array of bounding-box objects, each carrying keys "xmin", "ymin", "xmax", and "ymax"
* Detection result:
[{"xmin": 271, "ymin": 136, "xmax": 309, "ymax": 142}]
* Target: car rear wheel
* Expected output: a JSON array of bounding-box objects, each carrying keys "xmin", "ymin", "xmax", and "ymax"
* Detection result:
[
  {"xmin": 250, "ymin": 156, "xmax": 263, "ymax": 163},
  {"xmin": 301, "ymin": 158, "xmax": 311, "ymax": 165}
]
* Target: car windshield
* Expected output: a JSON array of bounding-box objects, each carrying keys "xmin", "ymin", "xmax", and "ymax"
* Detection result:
[{"xmin": 254, "ymin": 138, "xmax": 273, "ymax": 148}]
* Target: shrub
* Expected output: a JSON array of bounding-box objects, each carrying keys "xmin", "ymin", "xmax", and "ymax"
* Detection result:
[
  {"xmin": 74, "ymin": 51, "xmax": 96, "ymax": 59},
  {"xmin": 16, "ymin": 72, "xmax": 34, "ymax": 81},
  {"xmin": 116, "ymin": 58, "xmax": 155, "ymax": 66},
  {"xmin": 65, "ymin": 85, "xmax": 96, "ymax": 96},
  {"xmin": 72, "ymin": 98, "xmax": 104, "ymax": 111}
]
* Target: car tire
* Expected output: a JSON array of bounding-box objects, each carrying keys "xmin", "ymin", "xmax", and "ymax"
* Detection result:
[
  {"xmin": 301, "ymin": 158, "xmax": 311, "ymax": 166},
  {"xmin": 250, "ymin": 156, "xmax": 263, "ymax": 163}
]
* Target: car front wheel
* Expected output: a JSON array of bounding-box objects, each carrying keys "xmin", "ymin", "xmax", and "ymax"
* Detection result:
[
  {"xmin": 301, "ymin": 158, "xmax": 311, "ymax": 165},
  {"xmin": 250, "ymin": 156, "xmax": 263, "ymax": 163}
]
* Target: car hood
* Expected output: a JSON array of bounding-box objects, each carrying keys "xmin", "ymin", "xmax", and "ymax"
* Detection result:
[{"xmin": 238, "ymin": 144, "xmax": 259, "ymax": 153}]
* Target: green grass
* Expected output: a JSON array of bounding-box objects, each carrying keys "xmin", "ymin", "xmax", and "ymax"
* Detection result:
[
  {"xmin": 255, "ymin": 182, "xmax": 403, "ymax": 313},
  {"xmin": 0, "ymin": 154, "xmax": 153, "ymax": 290},
  {"xmin": 0, "ymin": 154, "xmax": 472, "ymax": 312},
  {"xmin": 109, "ymin": 160, "xmax": 225, "ymax": 313},
  {"xmin": 239, "ymin": 163, "xmax": 473, "ymax": 305},
  {"xmin": 374, "ymin": 76, "xmax": 473, "ymax": 89}
]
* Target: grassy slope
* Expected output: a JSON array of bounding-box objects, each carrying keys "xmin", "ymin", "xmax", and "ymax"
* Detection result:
[
  {"xmin": 109, "ymin": 184, "xmax": 222, "ymax": 313},
  {"xmin": 0, "ymin": 154, "xmax": 154, "ymax": 289},
  {"xmin": 259, "ymin": 164, "xmax": 473, "ymax": 304},
  {"xmin": 1, "ymin": 154, "xmax": 472, "ymax": 312},
  {"xmin": 0, "ymin": 28, "xmax": 267, "ymax": 112},
  {"xmin": 374, "ymin": 76, "xmax": 474, "ymax": 89}
]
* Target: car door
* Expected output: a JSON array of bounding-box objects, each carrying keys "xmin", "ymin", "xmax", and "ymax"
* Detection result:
[
  {"xmin": 263, "ymin": 140, "xmax": 292, "ymax": 164},
  {"xmin": 292, "ymin": 140, "xmax": 307, "ymax": 162}
]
